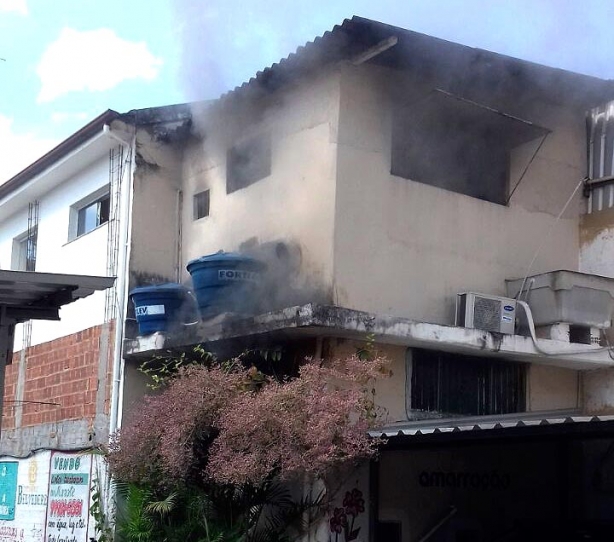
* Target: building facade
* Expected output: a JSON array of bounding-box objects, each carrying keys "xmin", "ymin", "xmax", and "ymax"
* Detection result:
[{"xmin": 3, "ymin": 16, "xmax": 614, "ymax": 542}]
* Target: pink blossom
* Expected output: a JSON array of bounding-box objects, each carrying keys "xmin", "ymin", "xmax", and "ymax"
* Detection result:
[{"xmin": 108, "ymin": 355, "xmax": 390, "ymax": 488}]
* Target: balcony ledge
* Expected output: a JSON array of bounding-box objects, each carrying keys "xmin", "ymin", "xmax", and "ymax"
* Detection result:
[{"xmin": 124, "ymin": 303, "xmax": 614, "ymax": 370}]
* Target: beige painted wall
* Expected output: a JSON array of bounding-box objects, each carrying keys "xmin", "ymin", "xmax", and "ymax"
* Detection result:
[
  {"xmin": 528, "ymin": 364, "xmax": 579, "ymax": 411},
  {"xmin": 181, "ymin": 73, "xmax": 341, "ymax": 303},
  {"xmin": 129, "ymin": 125, "xmax": 184, "ymax": 285},
  {"xmin": 333, "ymin": 63, "xmax": 584, "ymax": 325},
  {"xmin": 583, "ymin": 367, "xmax": 614, "ymax": 414},
  {"xmin": 330, "ymin": 339, "xmax": 580, "ymax": 423},
  {"xmin": 329, "ymin": 339, "xmax": 408, "ymax": 424}
]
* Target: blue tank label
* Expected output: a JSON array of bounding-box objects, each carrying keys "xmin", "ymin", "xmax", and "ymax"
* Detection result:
[
  {"xmin": 136, "ymin": 305, "xmax": 165, "ymax": 316},
  {"xmin": 503, "ymin": 305, "xmax": 514, "ymax": 312},
  {"xmin": 501, "ymin": 315, "xmax": 513, "ymax": 322},
  {"xmin": 218, "ymin": 269, "xmax": 259, "ymax": 282}
]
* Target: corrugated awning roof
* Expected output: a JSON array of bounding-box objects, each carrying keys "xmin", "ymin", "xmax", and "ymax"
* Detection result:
[
  {"xmin": 0, "ymin": 270, "xmax": 115, "ymax": 323},
  {"xmin": 369, "ymin": 410, "xmax": 614, "ymax": 439},
  {"xmin": 223, "ymin": 16, "xmax": 614, "ymax": 108}
]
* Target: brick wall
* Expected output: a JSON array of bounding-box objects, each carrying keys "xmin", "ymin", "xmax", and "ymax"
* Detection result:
[{"xmin": 3, "ymin": 323, "xmax": 114, "ymax": 431}]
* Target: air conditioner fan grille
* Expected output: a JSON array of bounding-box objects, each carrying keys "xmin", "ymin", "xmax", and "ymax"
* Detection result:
[{"xmin": 473, "ymin": 296, "xmax": 502, "ymax": 332}]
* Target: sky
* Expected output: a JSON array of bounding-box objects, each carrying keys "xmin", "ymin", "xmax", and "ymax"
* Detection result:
[{"xmin": 1, "ymin": 0, "xmax": 614, "ymax": 184}]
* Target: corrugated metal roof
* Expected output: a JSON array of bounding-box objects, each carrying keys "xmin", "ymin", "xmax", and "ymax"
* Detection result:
[
  {"xmin": 369, "ymin": 410, "xmax": 614, "ymax": 438},
  {"xmin": 223, "ymin": 16, "xmax": 614, "ymax": 107},
  {"xmin": 0, "ymin": 270, "xmax": 115, "ymax": 323}
]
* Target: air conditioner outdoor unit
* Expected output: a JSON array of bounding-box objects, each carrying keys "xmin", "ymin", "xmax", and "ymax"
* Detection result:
[{"xmin": 456, "ymin": 292, "xmax": 517, "ymax": 335}]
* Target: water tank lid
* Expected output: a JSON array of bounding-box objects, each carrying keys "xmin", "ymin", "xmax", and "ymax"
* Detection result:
[
  {"xmin": 130, "ymin": 283, "xmax": 188, "ymax": 296},
  {"xmin": 186, "ymin": 251, "xmax": 266, "ymax": 269}
]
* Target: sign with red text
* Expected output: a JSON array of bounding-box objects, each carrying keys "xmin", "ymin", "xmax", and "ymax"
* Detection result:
[
  {"xmin": 0, "ymin": 452, "xmax": 50, "ymax": 542},
  {"xmin": 45, "ymin": 453, "xmax": 91, "ymax": 542}
]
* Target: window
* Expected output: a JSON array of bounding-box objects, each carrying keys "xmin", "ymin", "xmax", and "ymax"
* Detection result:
[
  {"xmin": 193, "ymin": 190, "xmax": 210, "ymax": 220},
  {"xmin": 391, "ymin": 92, "xmax": 547, "ymax": 205},
  {"xmin": 11, "ymin": 229, "xmax": 37, "ymax": 271},
  {"xmin": 69, "ymin": 187, "xmax": 110, "ymax": 240},
  {"xmin": 226, "ymin": 133, "xmax": 272, "ymax": 194},
  {"xmin": 410, "ymin": 349, "xmax": 526, "ymax": 416}
]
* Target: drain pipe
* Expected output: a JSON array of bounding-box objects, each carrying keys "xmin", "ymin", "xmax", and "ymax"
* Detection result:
[{"xmin": 103, "ymin": 124, "xmax": 135, "ymax": 436}]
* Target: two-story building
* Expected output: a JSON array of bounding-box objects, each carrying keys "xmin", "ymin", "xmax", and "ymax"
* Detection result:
[{"xmin": 3, "ymin": 15, "xmax": 614, "ymax": 542}]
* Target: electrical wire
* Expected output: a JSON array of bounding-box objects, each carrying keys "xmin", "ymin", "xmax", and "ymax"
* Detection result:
[
  {"xmin": 506, "ymin": 133, "xmax": 550, "ymax": 204},
  {"xmin": 514, "ymin": 177, "xmax": 584, "ymax": 302}
]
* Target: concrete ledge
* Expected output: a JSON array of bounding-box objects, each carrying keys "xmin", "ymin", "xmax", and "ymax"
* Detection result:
[{"xmin": 124, "ymin": 303, "xmax": 614, "ymax": 370}]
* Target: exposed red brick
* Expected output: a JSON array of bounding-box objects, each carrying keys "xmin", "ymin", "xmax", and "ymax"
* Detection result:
[{"xmin": 2, "ymin": 322, "xmax": 115, "ymax": 429}]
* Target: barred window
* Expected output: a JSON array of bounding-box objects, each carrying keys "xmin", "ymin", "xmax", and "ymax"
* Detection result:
[{"xmin": 410, "ymin": 348, "xmax": 526, "ymax": 416}]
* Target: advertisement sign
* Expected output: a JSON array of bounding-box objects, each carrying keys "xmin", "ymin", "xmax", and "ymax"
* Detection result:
[
  {"xmin": 45, "ymin": 453, "xmax": 92, "ymax": 542},
  {"xmin": 0, "ymin": 452, "xmax": 50, "ymax": 542}
]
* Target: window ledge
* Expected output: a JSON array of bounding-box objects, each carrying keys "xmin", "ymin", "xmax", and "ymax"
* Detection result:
[{"xmin": 63, "ymin": 221, "xmax": 108, "ymax": 247}]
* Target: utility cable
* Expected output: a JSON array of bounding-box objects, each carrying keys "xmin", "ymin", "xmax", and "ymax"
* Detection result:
[
  {"xmin": 506, "ymin": 133, "xmax": 549, "ymax": 204},
  {"xmin": 514, "ymin": 177, "xmax": 584, "ymax": 302}
]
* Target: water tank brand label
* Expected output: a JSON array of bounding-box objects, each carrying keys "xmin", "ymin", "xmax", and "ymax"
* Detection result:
[
  {"xmin": 501, "ymin": 315, "xmax": 513, "ymax": 322},
  {"xmin": 503, "ymin": 305, "xmax": 515, "ymax": 312},
  {"xmin": 136, "ymin": 305, "xmax": 165, "ymax": 316},
  {"xmin": 218, "ymin": 269, "xmax": 259, "ymax": 282}
]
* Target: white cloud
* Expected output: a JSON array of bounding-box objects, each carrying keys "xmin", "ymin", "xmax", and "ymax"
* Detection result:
[
  {"xmin": 0, "ymin": 115, "xmax": 57, "ymax": 184},
  {"xmin": 0, "ymin": 0, "xmax": 27, "ymax": 15},
  {"xmin": 37, "ymin": 27, "xmax": 163, "ymax": 103}
]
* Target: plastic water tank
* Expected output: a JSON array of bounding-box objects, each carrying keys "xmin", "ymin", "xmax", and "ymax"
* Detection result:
[
  {"xmin": 130, "ymin": 283, "xmax": 190, "ymax": 335},
  {"xmin": 186, "ymin": 251, "xmax": 266, "ymax": 319}
]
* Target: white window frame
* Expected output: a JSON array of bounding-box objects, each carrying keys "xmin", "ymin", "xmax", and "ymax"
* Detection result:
[
  {"xmin": 11, "ymin": 230, "xmax": 36, "ymax": 271},
  {"xmin": 68, "ymin": 185, "xmax": 110, "ymax": 241}
]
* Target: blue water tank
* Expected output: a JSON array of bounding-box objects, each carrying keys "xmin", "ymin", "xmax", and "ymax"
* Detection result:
[
  {"xmin": 130, "ymin": 283, "xmax": 191, "ymax": 335},
  {"xmin": 186, "ymin": 251, "xmax": 266, "ymax": 319}
]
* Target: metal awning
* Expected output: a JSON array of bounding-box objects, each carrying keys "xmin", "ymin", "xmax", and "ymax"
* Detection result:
[
  {"xmin": 370, "ymin": 410, "xmax": 614, "ymax": 441},
  {"xmin": 0, "ymin": 270, "xmax": 115, "ymax": 322}
]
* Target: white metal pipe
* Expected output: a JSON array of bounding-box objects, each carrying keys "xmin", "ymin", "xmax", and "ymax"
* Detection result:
[
  {"xmin": 103, "ymin": 124, "xmax": 136, "ymax": 436},
  {"xmin": 517, "ymin": 300, "xmax": 613, "ymax": 356}
]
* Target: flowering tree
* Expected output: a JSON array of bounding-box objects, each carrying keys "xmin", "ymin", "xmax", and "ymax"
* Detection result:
[
  {"xmin": 107, "ymin": 352, "xmax": 390, "ymax": 541},
  {"xmin": 108, "ymin": 354, "xmax": 389, "ymax": 489}
]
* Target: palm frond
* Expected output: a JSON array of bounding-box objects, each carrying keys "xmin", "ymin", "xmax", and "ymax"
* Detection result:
[{"xmin": 145, "ymin": 491, "xmax": 178, "ymax": 515}]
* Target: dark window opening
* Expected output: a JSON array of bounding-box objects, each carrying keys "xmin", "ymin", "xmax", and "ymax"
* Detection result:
[
  {"xmin": 226, "ymin": 133, "xmax": 271, "ymax": 194},
  {"xmin": 391, "ymin": 92, "xmax": 547, "ymax": 205},
  {"xmin": 77, "ymin": 194, "xmax": 110, "ymax": 237},
  {"xmin": 410, "ymin": 348, "xmax": 526, "ymax": 416},
  {"xmin": 193, "ymin": 189, "xmax": 210, "ymax": 220}
]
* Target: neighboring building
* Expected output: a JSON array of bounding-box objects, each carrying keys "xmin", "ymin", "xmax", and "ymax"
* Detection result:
[{"xmin": 4, "ymin": 15, "xmax": 614, "ymax": 542}]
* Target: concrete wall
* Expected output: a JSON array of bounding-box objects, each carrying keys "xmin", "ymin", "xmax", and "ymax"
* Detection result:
[
  {"xmin": 180, "ymin": 73, "xmax": 341, "ymax": 305},
  {"xmin": 333, "ymin": 63, "xmax": 584, "ymax": 325},
  {"xmin": 579, "ymin": 208, "xmax": 614, "ymax": 277},
  {"xmin": 582, "ymin": 368, "xmax": 614, "ymax": 414},
  {"xmin": 129, "ymin": 126, "xmax": 184, "ymax": 287},
  {"xmin": 528, "ymin": 364, "xmax": 579, "ymax": 411},
  {"xmin": 328, "ymin": 339, "xmax": 408, "ymax": 424}
]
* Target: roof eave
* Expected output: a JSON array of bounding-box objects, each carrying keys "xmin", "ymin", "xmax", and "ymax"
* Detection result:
[{"xmin": 0, "ymin": 109, "xmax": 120, "ymax": 201}]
